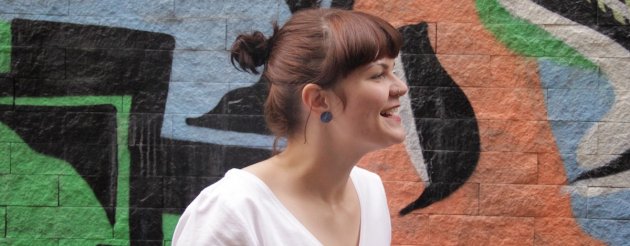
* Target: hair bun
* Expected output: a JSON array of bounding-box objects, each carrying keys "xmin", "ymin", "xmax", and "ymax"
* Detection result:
[{"xmin": 230, "ymin": 31, "xmax": 271, "ymax": 74}]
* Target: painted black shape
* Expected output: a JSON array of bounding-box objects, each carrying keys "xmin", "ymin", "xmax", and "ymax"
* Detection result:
[
  {"xmin": 11, "ymin": 47, "xmax": 66, "ymax": 79},
  {"xmin": 165, "ymin": 144, "xmax": 225, "ymax": 177},
  {"xmin": 11, "ymin": 19, "xmax": 174, "ymax": 113},
  {"xmin": 572, "ymin": 149, "xmax": 630, "ymax": 183},
  {"xmin": 532, "ymin": 0, "xmax": 630, "ymax": 52},
  {"xmin": 130, "ymin": 177, "xmax": 164, "ymax": 208},
  {"xmin": 129, "ymin": 145, "xmax": 169, "ymax": 177},
  {"xmin": 0, "ymin": 77, "xmax": 13, "ymax": 108},
  {"xmin": 3, "ymin": 105, "xmax": 118, "ymax": 225},
  {"xmin": 398, "ymin": 22, "xmax": 480, "ymax": 215},
  {"xmin": 64, "ymin": 111, "xmax": 117, "ymax": 144},
  {"xmin": 415, "ymin": 119, "xmax": 480, "ymax": 152},
  {"xmin": 224, "ymin": 145, "xmax": 272, "ymax": 170},
  {"xmin": 399, "ymin": 24, "xmax": 434, "ymax": 54},
  {"xmin": 285, "ymin": 0, "xmax": 321, "ymax": 13},
  {"xmin": 330, "ymin": 0, "xmax": 354, "ymax": 10},
  {"xmin": 186, "ymin": 80, "xmax": 269, "ymax": 134},
  {"xmin": 12, "ymin": 18, "xmax": 174, "ymax": 50},
  {"xmin": 10, "ymin": 19, "xmax": 176, "ymax": 242},
  {"xmin": 163, "ymin": 176, "xmax": 221, "ymax": 210}
]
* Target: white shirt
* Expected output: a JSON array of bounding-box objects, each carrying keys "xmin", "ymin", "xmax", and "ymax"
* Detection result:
[{"xmin": 172, "ymin": 166, "xmax": 391, "ymax": 246}]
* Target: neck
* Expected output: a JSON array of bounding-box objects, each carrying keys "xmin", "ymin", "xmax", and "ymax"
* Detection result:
[{"xmin": 271, "ymin": 135, "xmax": 365, "ymax": 202}]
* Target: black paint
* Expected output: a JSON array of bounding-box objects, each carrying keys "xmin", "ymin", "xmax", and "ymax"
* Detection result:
[
  {"xmin": 572, "ymin": 149, "xmax": 630, "ymax": 183},
  {"xmin": 399, "ymin": 23, "xmax": 480, "ymax": 215}
]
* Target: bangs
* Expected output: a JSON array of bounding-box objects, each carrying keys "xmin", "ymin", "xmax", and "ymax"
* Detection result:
[{"xmin": 318, "ymin": 10, "xmax": 403, "ymax": 86}]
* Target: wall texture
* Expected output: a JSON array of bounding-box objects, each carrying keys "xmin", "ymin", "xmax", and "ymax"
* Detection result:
[{"xmin": 0, "ymin": 0, "xmax": 628, "ymax": 245}]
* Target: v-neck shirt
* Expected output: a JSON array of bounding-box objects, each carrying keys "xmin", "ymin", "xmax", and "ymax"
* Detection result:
[{"xmin": 172, "ymin": 166, "xmax": 391, "ymax": 246}]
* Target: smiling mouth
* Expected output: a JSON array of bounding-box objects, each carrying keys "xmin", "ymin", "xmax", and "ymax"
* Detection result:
[{"xmin": 380, "ymin": 106, "xmax": 400, "ymax": 117}]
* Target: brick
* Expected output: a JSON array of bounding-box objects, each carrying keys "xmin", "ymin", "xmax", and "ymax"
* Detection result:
[
  {"xmin": 0, "ymin": 175, "xmax": 57, "ymax": 206},
  {"xmin": 0, "ymin": 206, "xmax": 4, "ymax": 238},
  {"xmin": 59, "ymin": 175, "xmax": 107, "ymax": 207},
  {"xmin": 166, "ymin": 144, "xmax": 224, "ymax": 177},
  {"xmin": 489, "ymin": 55, "xmax": 540, "ymax": 88},
  {"xmin": 428, "ymin": 215, "xmax": 534, "ymax": 245},
  {"xmin": 165, "ymin": 82, "xmax": 230, "ymax": 114},
  {"xmin": 68, "ymin": 0, "xmax": 174, "ymax": 17},
  {"xmin": 468, "ymin": 151, "xmax": 538, "ymax": 184},
  {"xmin": 383, "ymin": 181, "xmax": 423, "ymax": 217},
  {"xmin": 597, "ymin": 57, "xmax": 630, "ymax": 90},
  {"xmin": 130, "ymin": 177, "xmax": 164, "ymax": 208},
  {"xmin": 168, "ymin": 18, "xmax": 226, "ymax": 50},
  {"xmin": 164, "ymin": 176, "xmax": 220, "ymax": 209},
  {"xmin": 10, "ymin": 143, "xmax": 74, "ymax": 175},
  {"xmin": 479, "ymin": 184, "xmax": 584, "ymax": 218},
  {"xmin": 357, "ymin": 144, "xmax": 421, "ymax": 182},
  {"xmin": 538, "ymin": 152, "xmax": 570, "ymax": 185},
  {"xmin": 546, "ymin": 89, "xmax": 614, "ymax": 121},
  {"xmin": 7, "ymin": 207, "xmax": 112, "ymax": 239},
  {"xmin": 596, "ymin": 122, "xmax": 630, "ymax": 155},
  {"xmin": 587, "ymin": 187, "xmax": 630, "ymax": 220},
  {"xmin": 605, "ymin": 90, "xmax": 630, "ymax": 122},
  {"xmin": 0, "ymin": 143, "xmax": 8, "ymax": 174},
  {"xmin": 434, "ymin": 54, "xmax": 492, "ymax": 87},
  {"xmin": 535, "ymin": 218, "xmax": 605, "ymax": 245},
  {"xmin": 574, "ymin": 154, "xmax": 630, "ymax": 187},
  {"xmin": 175, "ymin": 0, "xmax": 278, "ymax": 19},
  {"xmin": 384, "ymin": 181, "xmax": 478, "ymax": 216},
  {"xmin": 462, "ymin": 88, "xmax": 547, "ymax": 120},
  {"xmin": 578, "ymin": 219, "xmax": 630, "ymax": 245},
  {"xmin": 354, "ymin": 0, "xmax": 476, "ymax": 26},
  {"xmin": 0, "ymin": 238, "xmax": 58, "ymax": 246},
  {"xmin": 436, "ymin": 22, "xmax": 511, "ymax": 55},
  {"xmin": 391, "ymin": 213, "xmax": 429, "ymax": 245},
  {"xmin": 478, "ymin": 120, "xmax": 555, "ymax": 153},
  {"xmin": 59, "ymin": 239, "xmax": 129, "ymax": 246},
  {"xmin": 0, "ymin": 0, "xmax": 67, "ymax": 15}
]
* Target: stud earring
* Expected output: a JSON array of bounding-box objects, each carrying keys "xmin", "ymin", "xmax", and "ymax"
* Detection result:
[{"xmin": 320, "ymin": 111, "xmax": 333, "ymax": 123}]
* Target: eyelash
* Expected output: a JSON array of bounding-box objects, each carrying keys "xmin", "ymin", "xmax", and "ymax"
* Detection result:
[{"xmin": 371, "ymin": 73, "xmax": 385, "ymax": 80}]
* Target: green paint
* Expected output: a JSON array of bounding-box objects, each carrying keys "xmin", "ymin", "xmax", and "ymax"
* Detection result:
[
  {"xmin": 10, "ymin": 143, "xmax": 76, "ymax": 175},
  {"xmin": 7, "ymin": 207, "xmax": 112, "ymax": 239},
  {"xmin": 162, "ymin": 213, "xmax": 181, "ymax": 240},
  {"xmin": 1, "ymin": 207, "xmax": 5, "ymax": 238},
  {"xmin": 59, "ymin": 175, "xmax": 102, "ymax": 207},
  {"xmin": 0, "ymin": 238, "xmax": 58, "ymax": 246},
  {"xmin": 0, "ymin": 98, "xmax": 11, "ymax": 105},
  {"xmin": 0, "ymin": 175, "xmax": 57, "ymax": 206},
  {"xmin": 0, "ymin": 95, "xmax": 132, "ymax": 242},
  {"xmin": 59, "ymin": 239, "xmax": 129, "ymax": 246},
  {"xmin": 0, "ymin": 21, "xmax": 10, "ymax": 74},
  {"xmin": 476, "ymin": 0, "xmax": 596, "ymax": 70},
  {"xmin": 0, "ymin": 144, "xmax": 9, "ymax": 174}
]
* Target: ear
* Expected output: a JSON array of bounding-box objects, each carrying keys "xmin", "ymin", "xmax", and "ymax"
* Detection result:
[{"xmin": 301, "ymin": 83, "xmax": 331, "ymax": 113}]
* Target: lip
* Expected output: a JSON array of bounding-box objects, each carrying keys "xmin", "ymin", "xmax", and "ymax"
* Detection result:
[{"xmin": 380, "ymin": 105, "xmax": 401, "ymax": 123}]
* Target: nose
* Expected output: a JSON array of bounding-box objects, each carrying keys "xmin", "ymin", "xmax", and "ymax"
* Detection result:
[{"xmin": 391, "ymin": 75, "xmax": 408, "ymax": 97}]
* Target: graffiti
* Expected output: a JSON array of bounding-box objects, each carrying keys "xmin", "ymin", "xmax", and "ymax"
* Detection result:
[
  {"xmin": 397, "ymin": 22, "xmax": 480, "ymax": 215},
  {"xmin": 1, "ymin": 0, "xmax": 630, "ymax": 245}
]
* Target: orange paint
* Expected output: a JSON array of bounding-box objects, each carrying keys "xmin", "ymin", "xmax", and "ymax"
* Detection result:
[{"xmin": 355, "ymin": 0, "xmax": 603, "ymax": 244}]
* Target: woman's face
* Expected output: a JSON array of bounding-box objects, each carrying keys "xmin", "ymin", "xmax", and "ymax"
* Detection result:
[{"xmin": 328, "ymin": 57, "xmax": 408, "ymax": 152}]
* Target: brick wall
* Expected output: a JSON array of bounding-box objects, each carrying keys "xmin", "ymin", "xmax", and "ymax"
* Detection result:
[{"xmin": 0, "ymin": 0, "xmax": 628, "ymax": 245}]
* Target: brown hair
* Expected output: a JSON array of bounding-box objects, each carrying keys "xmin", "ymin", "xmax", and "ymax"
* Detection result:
[{"xmin": 230, "ymin": 8, "xmax": 402, "ymax": 150}]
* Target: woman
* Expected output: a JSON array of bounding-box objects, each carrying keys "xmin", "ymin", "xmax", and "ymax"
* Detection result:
[{"xmin": 173, "ymin": 8, "xmax": 407, "ymax": 246}]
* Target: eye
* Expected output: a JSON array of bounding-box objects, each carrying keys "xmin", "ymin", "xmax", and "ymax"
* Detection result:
[{"xmin": 371, "ymin": 73, "xmax": 385, "ymax": 80}]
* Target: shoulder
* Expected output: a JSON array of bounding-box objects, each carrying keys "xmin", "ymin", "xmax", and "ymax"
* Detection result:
[
  {"xmin": 351, "ymin": 166, "xmax": 384, "ymax": 185},
  {"xmin": 171, "ymin": 169, "xmax": 269, "ymax": 245}
]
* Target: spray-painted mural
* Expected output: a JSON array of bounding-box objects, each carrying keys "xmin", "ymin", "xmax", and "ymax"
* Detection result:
[{"xmin": 0, "ymin": 0, "xmax": 628, "ymax": 245}]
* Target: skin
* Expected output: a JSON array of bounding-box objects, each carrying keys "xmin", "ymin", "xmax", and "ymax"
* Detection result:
[{"xmin": 244, "ymin": 57, "xmax": 408, "ymax": 246}]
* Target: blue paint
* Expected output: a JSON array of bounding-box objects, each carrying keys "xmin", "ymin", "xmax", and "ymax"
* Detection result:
[
  {"xmin": 587, "ymin": 189, "xmax": 630, "ymax": 220},
  {"xmin": 0, "ymin": 0, "xmax": 293, "ymax": 147},
  {"xmin": 538, "ymin": 58, "xmax": 630, "ymax": 245},
  {"xmin": 576, "ymin": 217, "xmax": 630, "ymax": 245},
  {"xmin": 538, "ymin": 58, "xmax": 614, "ymax": 179}
]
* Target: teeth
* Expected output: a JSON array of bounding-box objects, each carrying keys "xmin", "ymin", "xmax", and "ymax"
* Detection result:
[{"xmin": 380, "ymin": 107, "xmax": 399, "ymax": 117}]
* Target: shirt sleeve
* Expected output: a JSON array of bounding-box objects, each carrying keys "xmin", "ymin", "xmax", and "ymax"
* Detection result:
[{"xmin": 172, "ymin": 191, "xmax": 257, "ymax": 246}]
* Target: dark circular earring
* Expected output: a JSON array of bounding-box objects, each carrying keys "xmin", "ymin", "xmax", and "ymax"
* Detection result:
[{"xmin": 320, "ymin": 111, "xmax": 333, "ymax": 123}]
